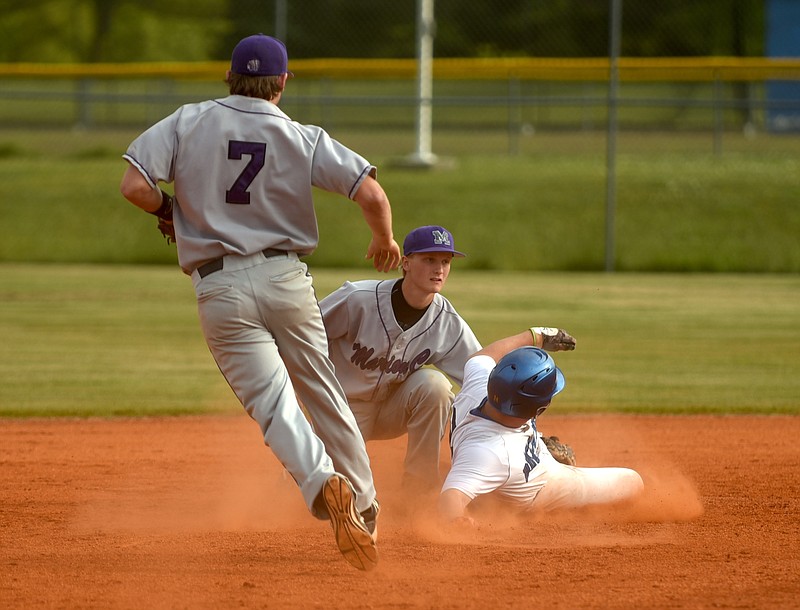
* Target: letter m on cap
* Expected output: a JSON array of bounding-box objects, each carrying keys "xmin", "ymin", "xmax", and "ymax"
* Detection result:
[{"xmin": 431, "ymin": 229, "xmax": 451, "ymax": 246}]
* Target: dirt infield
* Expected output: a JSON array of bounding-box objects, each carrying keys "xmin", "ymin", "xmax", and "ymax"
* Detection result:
[{"xmin": 1, "ymin": 414, "xmax": 798, "ymax": 609}]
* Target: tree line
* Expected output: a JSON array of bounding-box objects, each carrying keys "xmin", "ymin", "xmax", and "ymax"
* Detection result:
[{"xmin": 0, "ymin": 0, "xmax": 766, "ymax": 64}]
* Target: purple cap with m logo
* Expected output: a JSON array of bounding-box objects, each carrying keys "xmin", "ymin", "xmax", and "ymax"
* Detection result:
[{"xmin": 403, "ymin": 225, "xmax": 465, "ymax": 257}]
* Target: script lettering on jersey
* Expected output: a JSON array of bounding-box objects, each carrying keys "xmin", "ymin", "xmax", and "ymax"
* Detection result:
[
  {"xmin": 350, "ymin": 343, "xmax": 431, "ymax": 376},
  {"xmin": 226, "ymin": 140, "xmax": 266, "ymax": 204},
  {"xmin": 522, "ymin": 434, "xmax": 540, "ymax": 482}
]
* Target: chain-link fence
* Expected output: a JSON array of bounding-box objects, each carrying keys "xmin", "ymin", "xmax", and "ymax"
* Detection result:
[
  {"xmin": 1, "ymin": 1, "xmax": 798, "ymax": 271},
  {"xmin": 2, "ymin": 0, "xmax": 799, "ymax": 147}
]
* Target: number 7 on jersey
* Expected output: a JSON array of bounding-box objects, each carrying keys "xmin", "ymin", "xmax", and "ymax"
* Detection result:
[{"xmin": 226, "ymin": 140, "xmax": 266, "ymax": 204}]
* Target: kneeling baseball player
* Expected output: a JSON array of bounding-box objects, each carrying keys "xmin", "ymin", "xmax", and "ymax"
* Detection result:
[
  {"xmin": 440, "ymin": 328, "xmax": 644, "ymax": 524},
  {"xmin": 320, "ymin": 225, "xmax": 579, "ymax": 498}
]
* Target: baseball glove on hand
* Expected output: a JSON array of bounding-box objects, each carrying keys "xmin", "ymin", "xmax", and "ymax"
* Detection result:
[
  {"xmin": 542, "ymin": 435, "xmax": 577, "ymax": 466},
  {"xmin": 150, "ymin": 190, "xmax": 176, "ymax": 244},
  {"xmin": 531, "ymin": 327, "xmax": 576, "ymax": 351},
  {"xmin": 157, "ymin": 217, "xmax": 176, "ymax": 244}
]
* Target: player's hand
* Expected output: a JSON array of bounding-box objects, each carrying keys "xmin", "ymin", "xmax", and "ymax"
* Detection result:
[
  {"xmin": 366, "ymin": 238, "xmax": 401, "ymax": 273},
  {"xmin": 157, "ymin": 217, "xmax": 176, "ymax": 244}
]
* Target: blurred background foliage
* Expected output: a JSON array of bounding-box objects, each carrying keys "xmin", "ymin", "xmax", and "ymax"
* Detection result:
[
  {"xmin": 0, "ymin": 0, "xmax": 798, "ymax": 273},
  {"xmin": 0, "ymin": 0, "xmax": 765, "ymax": 63}
]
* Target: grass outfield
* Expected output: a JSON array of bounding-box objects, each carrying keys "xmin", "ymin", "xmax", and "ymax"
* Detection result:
[
  {"xmin": 1, "ymin": 128, "xmax": 799, "ymax": 273},
  {"xmin": 1, "ymin": 263, "xmax": 797, "ymax": 417}
]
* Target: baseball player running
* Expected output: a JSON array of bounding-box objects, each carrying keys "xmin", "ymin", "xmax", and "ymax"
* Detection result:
[
  {"xmin": 440, "ymin": 328, "xmax": 644, "ymax": 524},
  {"xmin": 320, "ymin": 225, "xmax": 577, "ymax": 495},
  {"xmin": 119, "ymin": 34, "xmax": 401, "ymax": 571}
]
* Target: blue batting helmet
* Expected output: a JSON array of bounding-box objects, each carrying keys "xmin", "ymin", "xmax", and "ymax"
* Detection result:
[{"xmin": 486, "ymin": 347, "xmax": 565, "ymax": 420}]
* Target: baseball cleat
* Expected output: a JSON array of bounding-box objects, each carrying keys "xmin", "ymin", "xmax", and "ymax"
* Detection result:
[{"xmin": 322, "ymin": 474, "xmax": 378, "ymax": 571}]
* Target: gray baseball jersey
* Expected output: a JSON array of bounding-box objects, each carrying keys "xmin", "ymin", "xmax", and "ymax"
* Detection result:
[
  {"xmin": 123, "ymin": 92, "xmax": 381, "ymax": 518},
  {"xmin": 319, "ymin": 279, "xmax": 481, "ymax": 402},
  {"xmin": 123, "ymin": 94, "xmax": 375, "ymax": 274}
]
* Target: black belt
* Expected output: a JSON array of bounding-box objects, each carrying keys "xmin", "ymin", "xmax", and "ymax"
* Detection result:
[{"xmin": 196, "ymin": 248, "xmax": 287, "ymax": 278}]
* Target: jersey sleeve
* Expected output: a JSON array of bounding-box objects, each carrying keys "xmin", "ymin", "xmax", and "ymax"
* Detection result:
[
  {"xmin": 433, "ymin": 321, "xmax": 482, "ymax": 386},
  {"xmin": 319, "ymin": 282, "xmax": 355, "ymax": 340},
  {"xmin": 441, "ymin": 440, "xmax": 507, "ymax": 500},
  {"xmin": 122, "ymin": 107, "xmax": 182, "ymax": 187},
  {"xmin": 308, "ymin": 129, "xmax": 376, "ymax": 199}
]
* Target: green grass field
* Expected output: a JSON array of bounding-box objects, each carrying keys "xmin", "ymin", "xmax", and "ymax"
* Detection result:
[
  {"xmin": 1, "ymin": 127, "xmax": 799, "ymax": 273},
  {"xmin": 0, "ymin": 124, "xmax": 798, "ymax": 418},
  {"xmin": 1, "ymin": 264, "xmax": 797, "ymax": 418}
]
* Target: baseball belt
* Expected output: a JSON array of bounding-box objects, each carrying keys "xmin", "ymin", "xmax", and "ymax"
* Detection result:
[{"xmin": 196, "ymin": 248, "xmax": 288, "ymax": 278}]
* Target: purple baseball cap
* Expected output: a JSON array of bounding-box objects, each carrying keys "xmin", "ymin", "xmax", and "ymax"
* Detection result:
[
  {"xmin": 403, "ymin": 225, "xmax": 465, "ymax": 257},
  {"xmin": 231, "ymin": 34, "xmax": 293, "ymax": 77}
]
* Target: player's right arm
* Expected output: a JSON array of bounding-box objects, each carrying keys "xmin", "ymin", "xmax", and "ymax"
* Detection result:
[
  {"xmin": 439, "ymin": 440, "xmax": 506, "ymax": 526},
  {"xmin": 120, "ymin": 164, "xmax": 163, "ymax": 213},
  {"xmin": 353, "ymin": 175, "xmax": 401, "ymax": 273},
  {"xmin": 439, "ymin": 488, "xmax": 473, "ymax": 522}
]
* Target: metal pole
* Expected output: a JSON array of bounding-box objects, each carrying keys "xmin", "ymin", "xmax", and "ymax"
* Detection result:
[
  {"xmin": 275, "ymin": 0, "xmax": 287, "ymax": 42},
  {"xmin": 605, "ymin": 0, "xmax": 622, "ymax": 272},
  {"xmin": 713, "ymin": 71, "xmax": 723, "ymax": 156},
  {"xmin": 508, "ymin": 77, "xmax": 522, "ymax": 155},
  {"xmin": 409, "ymin": 0, "xmax": 437, "ymax": 166}
]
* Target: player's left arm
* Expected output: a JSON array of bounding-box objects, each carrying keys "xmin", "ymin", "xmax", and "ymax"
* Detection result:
[
  {"xmin": 477, "ymin": 327, "xmax": 576, "ymax": 363},
  {"xmin": 318, "ymin": 283, "xmax": 355, "ymax": 340},
  {"xmin": 352, "ymin": 175, "xmax": 401, "ymax": 272},
  {"xmin": 476, "ymin": 330, "xmax": 538, "ymax": 362}
]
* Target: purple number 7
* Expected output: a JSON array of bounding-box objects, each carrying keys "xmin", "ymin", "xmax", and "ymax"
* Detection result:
[{"xmin": 225, "ymin": 140, "xmax": 266, "ymax": 204}]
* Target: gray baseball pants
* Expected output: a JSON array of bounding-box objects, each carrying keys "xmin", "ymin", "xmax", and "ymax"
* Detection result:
[
  {"xmin": 349, "ymin": 368, "xmax": 454, "ymax": 489},
  {"xmin": 191, "ymin": 251, "xmax": 376, "ymax": 514}
]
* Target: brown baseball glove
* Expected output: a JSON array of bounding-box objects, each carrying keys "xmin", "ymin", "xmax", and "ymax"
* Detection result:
[
  {"xmin": 542, "ymin": 435, "xmax": 577, "ymax": 466},
  {"xmin": 531, "ymin": 327, "xmax": 576, "ymax": 351},
  {"xmin": 151, "ymin": 190, "xmax": 176, "ymax": 244},
  {"xmin": 157, "ymin": 217, "xmax": 176, "ymax": 244}
]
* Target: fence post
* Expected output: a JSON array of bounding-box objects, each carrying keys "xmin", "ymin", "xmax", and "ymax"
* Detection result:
[
  {"xmin": 75, "ymin": 78, "xmax": 93, "ymax": 129},
  {"xmin": 508, "ymin": 77, "xmax": 521, "ymax": 155},
  {"xmin": 605, "ymin": 0, "xmax": 622, "ymax": 273},
  {"xmin": 713, "ymin": 70, "xmax": 723, "ymax": 157},
  {"xmin": 407, "ymin": 0, "xmax": 437, "ymax": 167}
]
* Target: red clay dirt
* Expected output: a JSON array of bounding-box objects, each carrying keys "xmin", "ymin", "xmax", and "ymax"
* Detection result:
[{"xmin": 1, "ymin": 414, "xmax": 798, "ymax": 609}]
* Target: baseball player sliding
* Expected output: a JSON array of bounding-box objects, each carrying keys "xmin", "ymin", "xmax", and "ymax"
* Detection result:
[
  {"xmin": 119, "ymin": 34, "xmax": 401, "ymax": 571},
  {"xmin": 320, "ymin": 226, "xmax": 578, "ymax": 497},
  {"xmin": 440, "ymin": 328, "xmax": 644, "ymax": 524}
]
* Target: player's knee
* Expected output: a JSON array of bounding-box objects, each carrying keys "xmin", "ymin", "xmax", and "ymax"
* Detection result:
[{"xmin": 407, "ymin": 368, "xmax": 454, "ymax": 406}]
